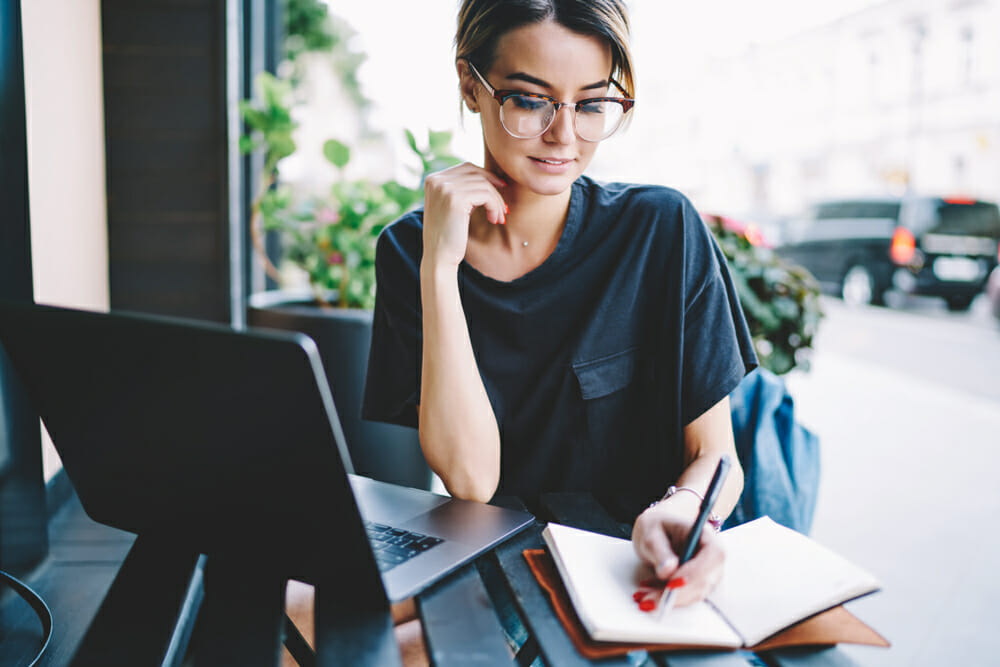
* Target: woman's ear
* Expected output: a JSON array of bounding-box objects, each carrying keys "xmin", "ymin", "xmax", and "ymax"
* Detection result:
[{"xmin": 456, "ymin": 60, "xmax": 480, "ymax": 113}]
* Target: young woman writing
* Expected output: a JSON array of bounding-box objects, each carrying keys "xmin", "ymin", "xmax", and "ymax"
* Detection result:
[{"xmin": 362, "ymin": 0, "xmax": 757, "ymax": 637}]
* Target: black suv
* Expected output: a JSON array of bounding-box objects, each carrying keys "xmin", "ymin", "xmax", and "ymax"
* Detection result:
[{"xmin": 776, "ymin": 196, "xmax": 1000, "ymax": 311}]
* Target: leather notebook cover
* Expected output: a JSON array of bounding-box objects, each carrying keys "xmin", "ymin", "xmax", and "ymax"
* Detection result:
[{"xmin": 523, "ymin": 548, "xmax": 890, "ymax": 660}]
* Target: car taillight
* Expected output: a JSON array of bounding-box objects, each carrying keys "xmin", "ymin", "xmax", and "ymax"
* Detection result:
[{"xmin": 890, "ymin": 227, "xmax": 916, "ymax": 264}]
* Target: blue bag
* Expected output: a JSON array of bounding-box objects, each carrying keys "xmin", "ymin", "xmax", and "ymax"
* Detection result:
[{"xmin": 725, "ymin": 367, "xmax": 820, "ymax": 534}]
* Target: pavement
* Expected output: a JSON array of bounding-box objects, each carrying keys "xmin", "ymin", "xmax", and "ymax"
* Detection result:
[{"xmin": 784, "ymin": 318, "xmax": 1000, "ymax": 666}]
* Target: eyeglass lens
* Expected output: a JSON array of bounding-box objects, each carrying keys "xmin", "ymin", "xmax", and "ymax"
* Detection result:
[{"xmin": 499, "ymin": 95, "xmax": 625, "ymax": 141}]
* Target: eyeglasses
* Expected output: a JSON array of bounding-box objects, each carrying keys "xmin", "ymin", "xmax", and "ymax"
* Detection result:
[{"xmin": 466, "ymin": 61, "xmax": 635, "ymax": 142}]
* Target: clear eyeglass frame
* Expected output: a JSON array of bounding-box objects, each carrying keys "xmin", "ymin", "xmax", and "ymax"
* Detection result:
[{"xmin": 465, "ymin": 60, "xmax": 635, "ymax": 142}]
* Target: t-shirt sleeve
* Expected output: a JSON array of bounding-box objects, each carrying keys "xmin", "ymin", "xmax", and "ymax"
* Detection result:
[
  {"xmin": 677, "ymin": 198, "xmax": 758, "ymax": 425},
  {"xmin": 361, "ymin": 218, "xmax": 423, "ymax": 428}
]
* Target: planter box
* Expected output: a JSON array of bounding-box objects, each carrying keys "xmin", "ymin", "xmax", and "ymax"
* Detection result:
[{"xmin": 248, "ymin": 289, "xmax": 432, "ymax": 490}]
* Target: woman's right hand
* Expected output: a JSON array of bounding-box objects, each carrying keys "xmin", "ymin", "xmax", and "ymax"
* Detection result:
[{"xmin": 422, "ymin": 162, "xmax": 507, "ymax": 269}]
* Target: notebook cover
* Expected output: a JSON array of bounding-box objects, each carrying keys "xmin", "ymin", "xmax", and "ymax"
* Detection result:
[{"xmin": 522, "ymin": 548, "xmax": 889, "ymax": 660}]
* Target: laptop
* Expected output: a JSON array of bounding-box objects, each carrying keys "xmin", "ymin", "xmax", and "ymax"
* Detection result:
[{"xmin": 0, "ymin": 300, "xmax": 533, "ymax": 602}]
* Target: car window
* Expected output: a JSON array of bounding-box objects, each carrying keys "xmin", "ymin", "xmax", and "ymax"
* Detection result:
[
  {"xmin": 935, "ymin": 202, "xmax": 1000, "ymax": 237},
  {"xmin": 814, "ymin": 201, "xmax": 901, "ymax": 220}
]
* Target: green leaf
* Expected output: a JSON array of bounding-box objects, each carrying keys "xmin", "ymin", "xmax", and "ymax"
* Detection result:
[
  {"xmin": 428, "ymin": 129, "xmax": 452, "ymax": 155},
  {"xmin": 269, "ymin": 133, "xmax": 297, "ymax": 161},
  {"xmin": 323, "ymin": 139, "xmax": 351, "ymax": 169},
  {"xmin": 404, "ymin": 129, "xmax": 419, "ymax": 155},
  {"xmin": 238, "ymin": 135, "xmax": 257, "ymax": 155}
]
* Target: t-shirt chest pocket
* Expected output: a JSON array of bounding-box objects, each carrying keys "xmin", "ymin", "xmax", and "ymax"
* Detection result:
[{"xmin": 571, "ymin": 347, "xmax": 644, "ymax": 452}]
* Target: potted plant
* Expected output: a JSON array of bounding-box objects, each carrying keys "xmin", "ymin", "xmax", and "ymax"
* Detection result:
[{"xmin": 702, "ymin": 213, "xmax": 823, "ymax": 375}]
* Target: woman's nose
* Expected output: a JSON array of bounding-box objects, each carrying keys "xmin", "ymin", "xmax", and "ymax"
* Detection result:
[{"xmin": 544, "ymin": 104, "xmax": 576, "ymax": 143}]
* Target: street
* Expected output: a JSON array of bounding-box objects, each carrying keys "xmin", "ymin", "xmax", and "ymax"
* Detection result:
[{"xmin": 784, "ymin": 295, "xmax": 1000, "ymax": 666}]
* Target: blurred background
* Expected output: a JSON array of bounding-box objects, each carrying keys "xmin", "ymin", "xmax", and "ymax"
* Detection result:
[
  {"xmin": 233, "ymin": 2, "xmax": 1000, "ymax": 665},
  {"xmin": 322, "ymin": 7, "xmax": 1000, "ymax": 663},
  {"xmin": 7, "ymin": 0, "xmax": 1000, "ymax": 665}
]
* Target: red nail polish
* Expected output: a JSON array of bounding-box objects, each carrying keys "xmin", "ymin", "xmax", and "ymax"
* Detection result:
[
  {"xmin": 633, "ymin": 590, "xmax": 646, "ymax": 602},
  {"xmin": 666, "ymin": 577, "xmax": 686, "ymax": 590},
  {"xmin": 638, "ymin": 598, "xmax": 656, "ymax": 612}
]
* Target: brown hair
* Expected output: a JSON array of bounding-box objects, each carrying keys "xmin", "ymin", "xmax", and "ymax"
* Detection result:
[{"xmin": 455, "ymin": 0, "xmax": 635, "ymax": 100}]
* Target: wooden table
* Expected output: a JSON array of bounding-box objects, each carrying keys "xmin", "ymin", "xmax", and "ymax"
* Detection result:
[{"xmin": 65, "ymin": 492, "xmax": 865, "ymax": 667}]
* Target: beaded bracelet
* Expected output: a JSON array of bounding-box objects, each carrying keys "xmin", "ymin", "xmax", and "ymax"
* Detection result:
[{"xmin": 647, "ymin": 485, "xmax": 724, "ymax": 532}]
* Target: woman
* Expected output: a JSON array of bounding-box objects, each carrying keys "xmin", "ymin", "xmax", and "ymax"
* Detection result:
[{"xmin": 363, "ymin": 0, "xmax": 757, "ymax": 622}]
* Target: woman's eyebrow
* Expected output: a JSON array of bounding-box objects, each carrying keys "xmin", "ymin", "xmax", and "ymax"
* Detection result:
[{"xmin": 505, "ymin": 71, "xmax": 609, "ymax": 91}]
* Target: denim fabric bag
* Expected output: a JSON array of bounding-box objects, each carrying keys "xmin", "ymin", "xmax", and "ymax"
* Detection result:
[{"xmin": 724, "ymin": 367, "xmax": 820, "ymax": 534}]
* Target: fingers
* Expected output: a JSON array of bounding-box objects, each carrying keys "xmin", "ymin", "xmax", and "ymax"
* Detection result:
[
  {"xmin": 668, "ymin": 531, "xmax": 726, "ymax": 606},
  {"xmin": 424, "ymin": 162, "xmax": 507, "ymax": 225},
  {"xmin": 632, "ymin": 510, "xmax": 726, "ymax": 608},
  {"xmin": 632, "ymin": 512, "xmax": 679, "ymax": 579},
  {"xmin": 478, "ymin": 168, "xmax": 507, "ymax": 191}
]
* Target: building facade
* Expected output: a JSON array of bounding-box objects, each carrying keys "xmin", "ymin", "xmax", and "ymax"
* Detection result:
[{"xmin": 596, "ymin": 0, "xmax": 1000, "ymax": 223}]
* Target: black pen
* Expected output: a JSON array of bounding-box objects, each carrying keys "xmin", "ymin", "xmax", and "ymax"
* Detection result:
[{"xmin": 656, "ymin": 455, "xmax": 731, "ymax": 620}]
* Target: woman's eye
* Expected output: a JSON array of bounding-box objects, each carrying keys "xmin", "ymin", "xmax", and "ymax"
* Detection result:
[
  {"xmin": 510, "ymin": 95, "xmax": 548, "ymax": 111},
  {"xmin": 579, "ymin": 101, "xmax": 606, "ymax": 115}
]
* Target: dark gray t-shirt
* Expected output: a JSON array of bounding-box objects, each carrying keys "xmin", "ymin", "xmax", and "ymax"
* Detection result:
[{"xmin": 362, "ymin": 175, "xmax": 757, "ymax": 522}]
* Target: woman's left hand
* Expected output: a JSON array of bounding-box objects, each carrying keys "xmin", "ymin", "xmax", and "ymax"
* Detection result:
[{"xmin": 631, "ymin": 500, "xmax": 726, "ymax": 607}]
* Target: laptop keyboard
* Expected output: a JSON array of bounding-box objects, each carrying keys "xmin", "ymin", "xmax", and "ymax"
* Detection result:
[{"xmin": 365, "ymin": 521, "xmax": 445, "ymax": 572}]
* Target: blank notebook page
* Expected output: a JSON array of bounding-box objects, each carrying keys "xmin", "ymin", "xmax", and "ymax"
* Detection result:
[
  {"xmin": 708, "ymin": 517, "xmax": 881, "ymax": 646},
  {"xmin": 543, "ymin": 523, "xmax": 742, "ymax": 646}
]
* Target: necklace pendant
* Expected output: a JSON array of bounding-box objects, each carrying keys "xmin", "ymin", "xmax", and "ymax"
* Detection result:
[{"xmin": 522, "ymin": 240, "xmax": 528, "ymax": 247}]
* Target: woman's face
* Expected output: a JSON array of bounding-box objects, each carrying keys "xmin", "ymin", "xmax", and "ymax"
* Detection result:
[{"xmin": 468, "ymin": 20, "xmax": 614, "ymax": 197}]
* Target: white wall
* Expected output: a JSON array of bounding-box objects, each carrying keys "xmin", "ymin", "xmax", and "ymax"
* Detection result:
[{"xmin": 21, "ymin": 0, "xmax": 109, "ymax": 480}]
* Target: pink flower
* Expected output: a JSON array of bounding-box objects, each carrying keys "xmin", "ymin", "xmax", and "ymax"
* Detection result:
[
  {"xmin": 317, "ymin": 207, "xmax": 340, "ymax": 224},
  {"xmin": 327, "ymin": 252, "xmax": 344, "ymax": 265}
]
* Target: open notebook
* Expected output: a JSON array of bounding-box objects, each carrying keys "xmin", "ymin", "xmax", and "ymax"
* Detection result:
[{"xmin": 541, "ymin": 517, "xmax": 883, "ymax": 649}]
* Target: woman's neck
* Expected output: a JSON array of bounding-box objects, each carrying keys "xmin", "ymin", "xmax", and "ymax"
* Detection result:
[{"xmin": 469, "ymin": 164, "xmax": 574, "ymax": 253}]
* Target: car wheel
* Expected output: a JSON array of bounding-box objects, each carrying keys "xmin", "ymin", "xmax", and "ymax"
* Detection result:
[
  {"xmin": 841, "ymin": 265, "xmax": 877, "ymax": 306},
  {"xmin": 945, "ymin": 294, "xmax": 975, "ymax": 312}
]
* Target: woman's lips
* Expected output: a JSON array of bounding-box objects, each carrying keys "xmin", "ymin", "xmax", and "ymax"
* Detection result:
[{"xmin": 529, "ymin": 157, "xmax": 575, "ymax": 173}]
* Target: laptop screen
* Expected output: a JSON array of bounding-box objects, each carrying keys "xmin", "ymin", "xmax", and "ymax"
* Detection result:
[{"xmin": 0, "ymin": 301, "xmax": 383, "ymax": 588}]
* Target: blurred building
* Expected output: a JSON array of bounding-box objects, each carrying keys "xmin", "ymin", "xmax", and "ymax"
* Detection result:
[{"xmin": 599, "ymin": 0, "xmax": 1000, "ymax": 221}]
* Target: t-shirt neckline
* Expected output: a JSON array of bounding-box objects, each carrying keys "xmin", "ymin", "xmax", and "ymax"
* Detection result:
[{"xmin": 459, "ymin": 177, "xmax": 586, "ymax": 288}]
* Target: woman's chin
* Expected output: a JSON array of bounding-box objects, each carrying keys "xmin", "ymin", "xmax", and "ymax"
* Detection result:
[{"xmin": 519, "ymin": 171, "xmax": 581, "ymax": 197}]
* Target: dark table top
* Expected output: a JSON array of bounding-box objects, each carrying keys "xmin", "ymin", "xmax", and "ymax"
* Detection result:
[{"xmin": 64, "ymin": 491, "xmax": 865, "ymax": 667}]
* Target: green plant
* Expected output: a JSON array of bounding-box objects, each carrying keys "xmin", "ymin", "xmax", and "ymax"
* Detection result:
[
  {"xmin": 283, "ymin": 0, "xmax": 367, "ymax": 107},
  {"xmin": 239, "ymin": 72, "xmax": 297, "ymax": 285},
  {"xmin": 239, "ymin": 3, "xmax": 461, "ymax": 310},
  {"xmin": 271, "ymin": 130, "xmax": 460, "ymax": 309},
  {"xmin": 704, "ymin": 215, "xmax": 823, "ymax": 375},
  {"xmin": 239, "ymin": 72, "xmax": 461, "ymax": 308},
  {"xmin": 239, "ymin": 74, "xmax": 461, "ymax": 308}
]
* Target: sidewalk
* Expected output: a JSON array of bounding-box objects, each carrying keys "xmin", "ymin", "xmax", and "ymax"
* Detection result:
[{"xmin": 784, "ymin": 351, "xmax": 1000, "ymax": 666}]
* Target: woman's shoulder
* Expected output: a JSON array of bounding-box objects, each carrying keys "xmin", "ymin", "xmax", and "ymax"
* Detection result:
[
  {"xmin": 377, "ymin": 209, "xmax": 424, "ymax": 255},
  {"xmin": 580, "ymin": 176, "xmax": 696, "ymax": 220},
  {"xmin": 577, "ymin": 176, "xmax": 703, "ymax": 241}
]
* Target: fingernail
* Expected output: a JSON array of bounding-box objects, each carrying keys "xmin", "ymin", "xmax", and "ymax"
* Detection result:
[
  {"xmin": 666, "ymin": 577, "xmax": 686, "ymax": 590},
  {"xmin": 633, "ymin": 590, "xmax": 646, "ymax": 602},
  {"xmin": 638, "ymin": 598, "xmax": 656, "ymax": 612}
]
